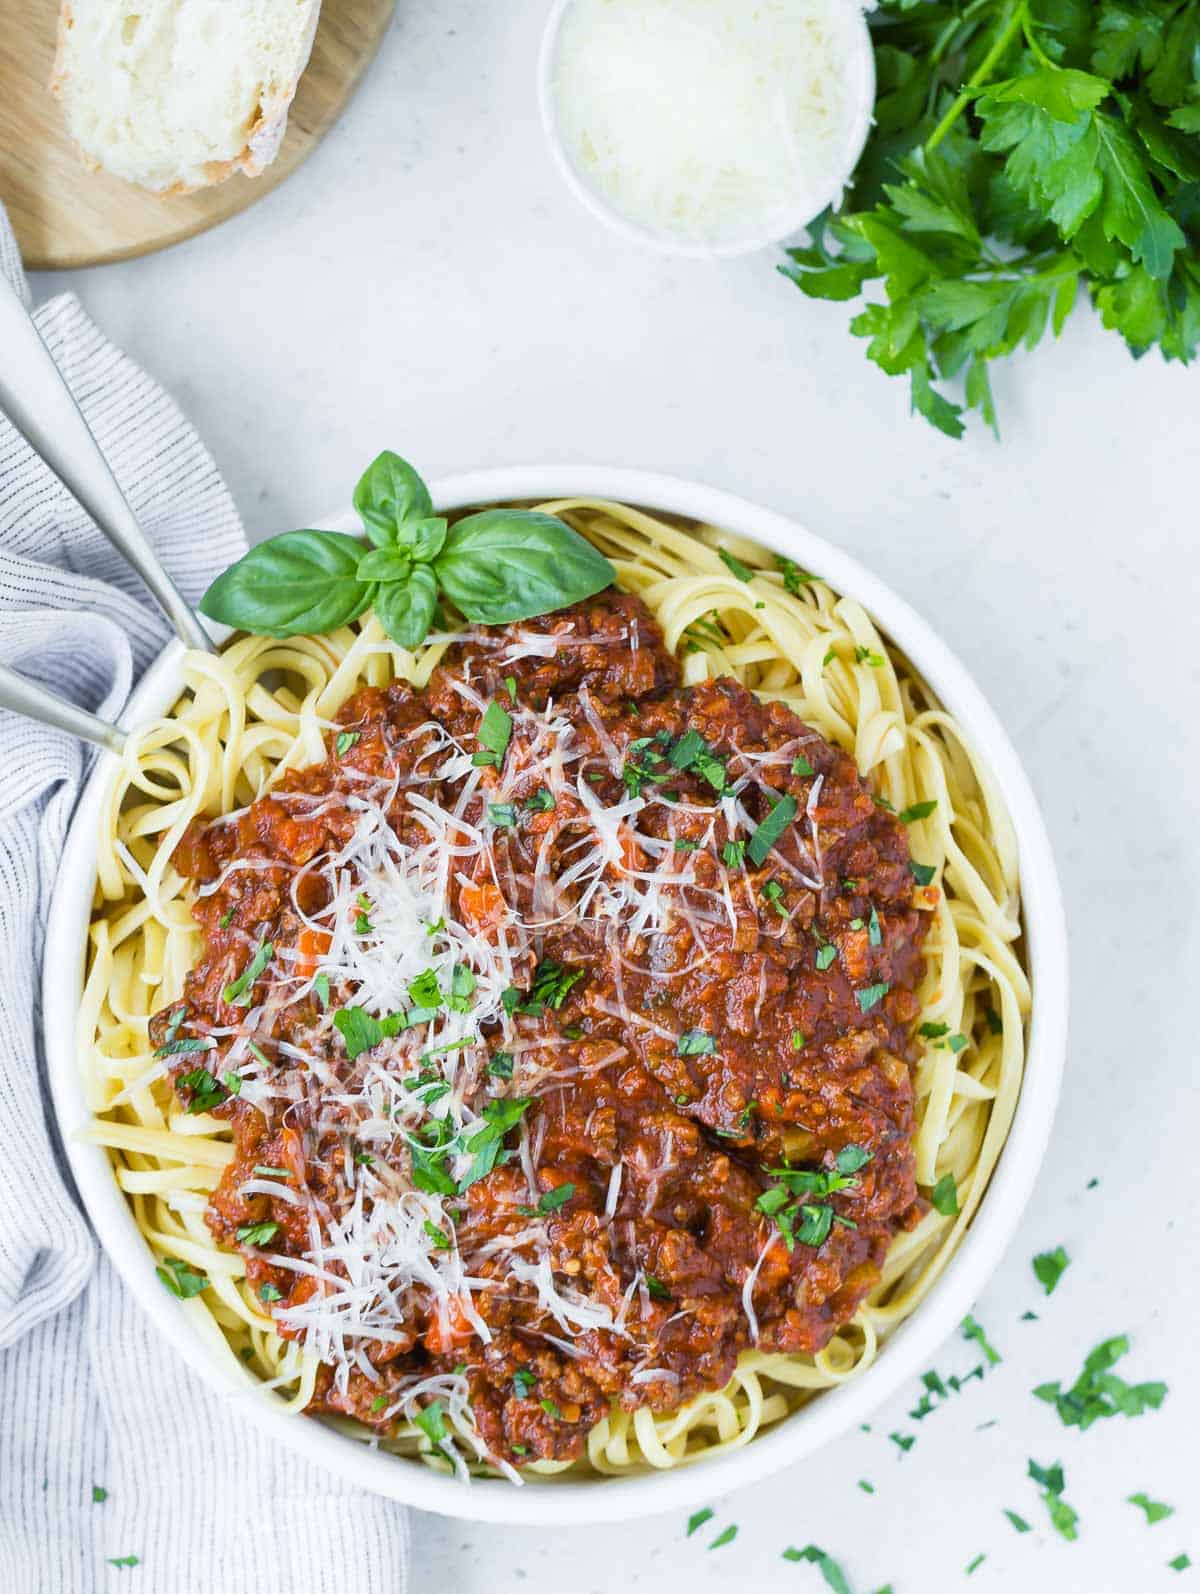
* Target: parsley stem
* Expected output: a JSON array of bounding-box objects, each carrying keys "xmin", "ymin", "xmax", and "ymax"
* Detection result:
[
  {"xmin": 1020, "ymin": 9, "xmax": 1054, "ymax": 68},
  {"xmin": 926, "ymin": 0, "xmax": 1028, "ymax": 154}
]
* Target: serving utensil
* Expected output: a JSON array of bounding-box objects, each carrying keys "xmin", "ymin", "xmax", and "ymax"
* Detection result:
[{"xmin": 0, "ymin": 269, "xmax": 214, "ymax": 751}]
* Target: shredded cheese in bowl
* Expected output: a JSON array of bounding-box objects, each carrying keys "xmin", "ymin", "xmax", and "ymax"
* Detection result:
[{"xmin": 541, "ymin": 0, "xmax": 875, "ymax": 256}]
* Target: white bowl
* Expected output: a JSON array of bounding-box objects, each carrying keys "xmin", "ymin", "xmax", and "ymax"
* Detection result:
[
  {"xmin": 44, "ymin": 466, "xmax": 1068, "ymax": 1524},
  {"xmin": 537, "ymin": 0, "xmax": 877, "ymax": 259}
]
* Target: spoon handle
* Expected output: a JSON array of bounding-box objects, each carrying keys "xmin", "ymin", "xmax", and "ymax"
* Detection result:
[
  {"xmin": 0, "ymin": 273, "xmax": 214, "ymax": 655},
  {"xmin": 0, "ymin": 661, "xmax": 127, "ymax": 756}
]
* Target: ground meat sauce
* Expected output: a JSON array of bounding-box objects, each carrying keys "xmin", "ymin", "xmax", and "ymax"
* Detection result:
[{"xmin": 156, "ymin": 590, "xmax": 929, "ymax": 1466}]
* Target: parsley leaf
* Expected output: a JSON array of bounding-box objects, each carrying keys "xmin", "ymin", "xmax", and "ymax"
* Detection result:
[
  {"xmin": 1032, "ymin": 1244, "xmax": 1071, "ymax": 1295},
  {"xmin": 1128, "ymin": 1492, "xmax": 1174, "ymax": 1526},
  {"xmin": 1033, "ymin": 1334, "xmax": 1167, "ymax": 1429},
  {"xmin": 931, "ymin": 1172, "xmax": 960, "ymax": 1216},
  {"xmin": 156, "ymin": 1256, "xmax": 208, "ymax": 1299},
  {"xmin": 473, "ymin": 700, "xmax": 513, "ymax": 768}
]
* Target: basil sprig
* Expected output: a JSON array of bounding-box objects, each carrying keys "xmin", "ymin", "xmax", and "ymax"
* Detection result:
[{"xmin": 199, "ymin": 451, "xmax": 616, "ymax": 650}]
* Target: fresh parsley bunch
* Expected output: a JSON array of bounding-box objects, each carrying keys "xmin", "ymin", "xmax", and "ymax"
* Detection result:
[{"xmin": 782, "ymin": 0, "xmax": 1200, "ymax": 436}]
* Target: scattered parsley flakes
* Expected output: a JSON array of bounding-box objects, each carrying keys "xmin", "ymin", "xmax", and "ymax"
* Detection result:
[
  {"xmin": 473, "ymin": 699, "xmax": 513, "ymax": 768},
  {"xmin": 107, "ymin": 1557, "xmax": 140, "ymax": 1570},
  {"xmin": 717, "ymin": 547, "xmax": 755, "ymax": 583},
  {"xmin": 966, "ymin": 1554, "xmax": 986, "ymax": 1575},
  {"xmin": 858, "ymin": 1479, "xmax": 875, "ymax": 1494},
  {"xmin": 524, "ymin": 786, "xmax": 555, "ymax": 812},
  {"xmin": 686, "ymin": 1507, "xmax": 714, "ymax": 1537},
  {"xmin": 222, "ymin": 940, "xmax": 273, "ymax": 1007},
  {"xmin": 423, "ymin": 1220, "xmax": 451, "ymax": 1251},
  {"xmin": 487, "ymin": 1051, "xmax": 514, "ymax": 1080},
  {"xmin": 678, "ymin": 1028, "xmax": 715, "ymax": 1057},
  {"xmin": 155, "ymin": 1256, "xmax": 208, "ymax": 1299},
  {"xmin": 513, "ymin": 1368, "xmax": 537, "ymax": 1399},
  {"xmin": 792, "ymin": 754, "xmax": 815, "ymax": 776},
  {"xmin": 855, "ymin": 645, "xmax": 886, "ymax": 668},
  {"xmin": 777, "ymin": 557, "xmax": 814, "ymax": 594},
  {"xmin": 313, "ymin": 971, "xmax": 330, "ymax": 1009},
  {"xmin": 919, "ymin": 1021, "xmax": 950, "ymax": 1039},
  {"xmin": 709, "ymin": 1524, "xmax": 738, "ymax": 1550},
  {"xmin": 1028, "ymin": 1459, "xmax": 1080, "ymax": 1542},
  {"xmin": 899, "ymin": 799, "xmax": 938, "ymax": 823},
  {"xmin": 746, "ymin": 792, "xmax": 797, "ymax": 866},
  {"xmin": 782, "ymin": 1545, "xmax": 853, "ymax": 1594},
  {"xmin": 335, "ymin": 730, "xmax": 360, "ymax": 757},
  {"xmin": 1169, "ymin": 1554, "xmax": 1192, "ymax": 1572},
  {"xmin": 1033, "ymin": 1335, "xmax": 1166, "ymax": 1430},
  {"xmin": 333, "ymin": 1005, "xmax": 384, "ymax": 1060},
  {"xmin": 816, "ymin": 942, "xmax": 838, "ymax": 971},
  {"xmin": 909, "ymin": 860, "xmax": 936, "ymax": 887},
  {"xmin": 539, "ymin": 1397, "xmax": 562, "ymax": 1419},
  {"xmin": 856, "ymin": 981, "xmax": 889, "ymax": 1013},
  {"xmin": 258, "ymin": 1282, "xmax": 282, "ymax": 1304},
  {"xmin": 1004, "ymin": 1509, "xmax": 1031, "ymax": 1534},
  {"xmin": 962, "ymin": 1314, "xmax": 1002, "ymax": 1365},
  {"xmin": 235, "ymin": 1221, "xmax": 279, "ymax": 1247},
  {"xmin": 1129, "ymin": 1493, "xmax": 1174, "ymax": 1526},
  {"xmin": 722, "ymin": 838, "xmax": 746, "ymax": 867},
  {"xmin": 1032, "ymin": 1245, "xmax": 1071, "ymax": 1296},
  {"xmin": 890, "ymin": 1431, "xmax": 915, "ymax": 1454},
  {"xmin": 488, "ymin": 802, "xmax": 518, "ymax": 829},
  {"xmin": 92, "ymin": 1485, "xmax": 108, "ymax": 1503},
  {"xmin": 931, "ymin": 1172, "xmax": 959, "ymax": 1216},
  {"xmin": 413, "ymin": 1398, "xmax": 449, "ymax": 1448},
  {"xmin": 645, "ymin": 1275, "xmax": 671, "ymax": 1301}
]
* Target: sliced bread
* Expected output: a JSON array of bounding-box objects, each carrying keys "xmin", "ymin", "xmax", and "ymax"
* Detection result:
[{"xmin": 51, "ymin": 0, "xmax": 322, "ymax": 195}]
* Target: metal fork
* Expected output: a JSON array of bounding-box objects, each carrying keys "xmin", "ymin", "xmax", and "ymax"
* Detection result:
[{"xmin": 0, "ymin": 270, "xmax": 215, "ymax": 752}]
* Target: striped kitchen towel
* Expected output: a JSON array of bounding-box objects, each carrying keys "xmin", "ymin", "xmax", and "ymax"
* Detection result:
[{"xmin": 0, "ymin": 206, "xmax": 409, "ymax": 1594}]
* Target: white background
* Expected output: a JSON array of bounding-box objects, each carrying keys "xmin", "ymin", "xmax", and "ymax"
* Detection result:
[{"xmin": 33, "ymin": 4, "xmax": 1199, "ymax": 1592}]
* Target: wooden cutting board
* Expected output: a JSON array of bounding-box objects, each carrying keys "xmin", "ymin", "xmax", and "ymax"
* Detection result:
[{"xmin": 0, "ymin": 0, "xmax": 394, "ymax": 271}]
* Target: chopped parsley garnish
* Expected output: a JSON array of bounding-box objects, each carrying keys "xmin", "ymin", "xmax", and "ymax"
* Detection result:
[
  {"xmin": 177, "ymin": 1067, "xmax": 225, "ymax": 1114},
  {"xmin": 761, "ymin": 879, "xmax": 789, "ymax": 917},
  {"xmin": 919, "ymin": 1021, "xmax": 949, "ymax": 1039},
  {"xmin": 962, "ymin": 1315, "xmax": 1002, "ymax": 1365},
  {"xmin": 790, "ymin": 1030, "xmax": 805, "ymax": 1051},
  {"xmin": 890, "ymin": 1431, "xmax": 915, "ymax": 1454},
  {"xmin": 1032, "ymin": 1245, "xmax": 1070, "ymax": 1296},
  {"xmin": 1033, "ymin": 1334, "xmax": 1166, "ymax": 1429},
  {"xmin": 222, "ymin": 940, "xmax": 274, "ymax": 1006},
  {"xmin": 777, "ymin": 557, "xmax": 813, "ymax": 595},
  {"xmin": 717, "ymin": 548, "xmax": 755, "ymax": 583},
  {"xmin": 965, "ymin": 1554, "xmax": 986, "ymax": 1576},
  {"xmin": 721, "ymin": 839, "xmax": 746, "ymax": 867},
  {"xmin": 678, "ymin": 1028, "xmax": 715, "ymax": 1057},
  {"xmin": 370, "ymin": 1393, "xmax": 389, "ymax": 1413},
  {"xmin": 253, "ymin": 1165, "xmax": 291, "ymax": 1178},
  {"xmin": 413, "ymin": 1398, "xmax": 449, "ymax": 1448},
  {"xmin": 791, "ymin": 754, "xmax": 814, "ymax": 776},
  {"xmin": 1028, "ymin": 1459, "xmax": 1079, "ymax": 1541},
  {"xmin": 708, "ymin": 1524, "xmax": 738, "ymax": 1550},
  {"xmin": 931, "ymin": 1173, "xmax": 959, "ymax": 1217},
  {"xmin": 757, "ymin": 1146, "xmax": 871, "ymax": 1251},
  {"xmin": 686, "ymin": 1507, "xmax": 714, "ymax": 1537},
  {"xmin": 504, "ymin": 675, "xmax": 517, "ymax": 704},
  {"xmin": 867, "ymin": 905, "xmax": 882, "ymax": 946},
  {"xmin": 313, "ymin": 972, "xmax": 330, "ymax": 1008},
  {"xmin": 488, "ymin": 802, "xmax": 518, "ymax": 828},
  {"xmin": 354, "ymin": 893, "xmax": 373, "ymax": 934},
  {"xmin": 899, "ymin": 799, "xmax": 937, "ymax": 823},
  {"xmin": 856, "ymin": 981, "xmax": 889, "ymax": 1013},
  {"xmin": 92, "ymin": 1485, "xmax": 108, "ymax": 1503},
  {"xmin": 155, "ymin": 1257, "xmax": 208, "ymax": 1299},
  {"xmin": 782, "ymin": 1545, "xmax": 852, "ymax": 1593},
  {"xmin": 1129, "ymin": 1493, "xmax": 1174, "ymax": 1525},
  {"xmin": 448, "ymin": 964, "xmax": 476, "ymax": 1012},
  {"xmin": 524, "ymin": 787, "xmax": 555, "ymax": 812},
  {"xmin": 487, "ymin": 1051, "xmax": 514, "ymax": 1080},
  {"xmin": 539, "ymin": 1397, "xmax": 562, "ymax": 1419},
  {"xmin": 855, "ymin": 645, "xmax": 886, "ymax": 668},
  {"xmin": 332, "ymin": 1005, "xmax": 390, "ymax": 1059},
  {"xmin": 258, "ymin": 1283, "xmax": 283, "ymax": 1304},
  {"xmin": 513, "ymin": 1368, "xmax": 537, "ymax": 1399},
  {"xmin": 674, "ymin": 837, "xmax": 700, "ymax": 852},
  {"xmin": 537, "ymin": 1182, "xmax": 574, "ymax": 1213},
  {"xmin": 107, "ymin": 1558, "xmax": 140, "ymax": 1570},
  {"xmin": 909, "ymin": 860, "xmax": 936, "ymax": 887},
  {"xmin": 511, "ymin": 1444, "xmax": 529, "ymax": 1457},
  {"xmin": 218, "ymin": 909, "xmax": 233, "ymax": 928},
  {"xmin": 154, "ymin": 1035, "xmax": 212, "ymax": 1059},
  {"xmin": 645, "ymin": 1274, "xmax": 671, "ymax": 1301},
  {"xmin": 423, "ymin": 1220, "xmax": 451, "ymax": 1251},
  {"xmin": 1169, "ymin": 1554, "xmax": 1192, "ymax": 1572},
  {"xmin": 1004, "ymin": 1509, "xmax": 1031, "ymax": 1533},
  {"xmin": 746, "ymin": 792, "xmax": 797, "ymax": 866},
  {"xmin": 335, "ymin": 730, "xmax": 360, "ymax": 757},
  {"xmin": 822, "ymin": 647, "xmax": 835, "ymax": 667},
  {"xmin": 815, "ymin": 942, "xmax": 837, "ymax": 971},
  {"xmin": 456, "ymin": 1097, "xmax": 532, "ymax": 1191},
  {"xmin": 473, "ymin": 700, "xmax": 513, "ymax": 768},
  {"xmin": 235, "ymin": 1221, "xmax": 279, "ymax": 1247},
  {"xmin": 985, "ymin": 1006, "xmax": 1003, "ymax": 1035},
  {"xmin": 858, "ymin": 1479, "xmax": 875, "ymax": 1494}
]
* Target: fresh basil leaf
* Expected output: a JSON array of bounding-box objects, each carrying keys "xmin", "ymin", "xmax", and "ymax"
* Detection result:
[
  {"xmin": 375, "ymin": 566, "xmax": 440, "ymax": 651},
  {"xmin": 199, "ymin": 531, "xmax": 373, "ymax": 637},
  {"xmin": 434, "ymin": 510, "xmax": 614, "ymax": 624},
  {"xmin": 357, "ymin": 547, "xmax": 414, "ymax": 584},
  {"xmin": 353, "ymin": 451, "xmax": 433, "ymax": 548},
  {"xmin": 394, "ymin": 516, "xmax": 449, "ymax": 562}
]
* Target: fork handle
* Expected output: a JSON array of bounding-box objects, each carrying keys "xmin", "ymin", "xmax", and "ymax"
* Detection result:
[
  {"xmin": 0, "ymin": 274, "xmax": 215, "ymax": 655},
  {"xmin": 0, "ymin": 661, "xmax": 127, "ymax": 755}
]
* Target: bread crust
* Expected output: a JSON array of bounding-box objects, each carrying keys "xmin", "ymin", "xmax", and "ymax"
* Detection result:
[{"xmin": 49, "ymin": 0, "xmax": 323, "ymax": 196}]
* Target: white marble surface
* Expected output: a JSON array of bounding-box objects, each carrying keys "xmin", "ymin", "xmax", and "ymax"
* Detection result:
[{"xmin": 31, "ymin": 4, "xmax": 1199, "ymax": 1591}]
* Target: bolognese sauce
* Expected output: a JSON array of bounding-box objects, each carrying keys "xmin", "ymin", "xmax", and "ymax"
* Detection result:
[{"xmin": 153, "ymin": 590, "xmax": 929, "ymax": 1467}]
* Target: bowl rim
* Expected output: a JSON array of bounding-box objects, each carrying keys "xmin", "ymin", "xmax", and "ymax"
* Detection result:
[
  {"xmin": 43, "ymin": 464, "xmax": 1068, "ymax": 1524},
  {"xmin": 536, "ymin": 0, "xmax": 877, "ymax": 260}
]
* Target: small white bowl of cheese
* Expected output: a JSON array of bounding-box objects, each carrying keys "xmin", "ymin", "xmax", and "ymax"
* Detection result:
[{"xmin": 538, "ymin": 0, "xmax": 876, "ymax": 258}]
